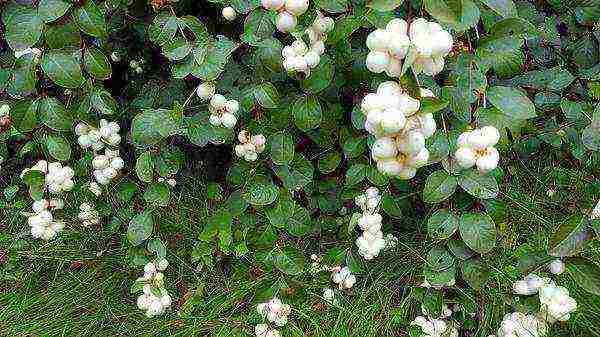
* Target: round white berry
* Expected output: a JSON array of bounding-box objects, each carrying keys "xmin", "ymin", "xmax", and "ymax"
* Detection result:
[
  {"xmin": 221, "ymin": 113, "xmax": 237, "ymax": 129},
  {"xmin": 196, "ymin": 82, "xmax": 216, "ymax": 100},
  {"xmin": 284, "ymin": 0, "xmax": 309, "ymax": 15},
  {"xmin": 222, "ymin": 6, "xmax": 236, "ymax": 21},
  {"xmin": 276, "ymin": 11, "xmax": 297, "ymax": 32},
  {"xmin": 365, "ymin": 51, "xmax": 390, "ymax": 74},
  {"xmin": 210, "ymin": 94, "xmax": 227, "ymax": 109}
]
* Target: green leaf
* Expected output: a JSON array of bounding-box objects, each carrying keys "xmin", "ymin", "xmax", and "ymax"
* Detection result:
[
  {"xmin": 447, "ymin": 238, "xmax": 475, "ymax": 260},
  {"xmin": 565, "ymin": 257, "xmax": 600, "ymax": 296},
  {"xmin": 2, "ymin": 5, "xmax": 43, "ymax": 51},
  {"xmin": 461, "ymin": 258, "xmax": 490, "ymax": 290},
  {"xmin": 560, "ymin": 99, "xmax": 587, "ymax": 126},
  {"xmin": 73, "ymin": 0, "xmax": 107, "ymax": 38},
  {"xmin": 10, "ymin": 99, "xmax": 38, "ymax": 132},
  {"xmin": 83, "ymin": 47, "xmax": 112, "ymax": 80},
  {"xmin": 270, "ymin": 131, "xmax": 295, "ymax": 165},
  {"xmin": 131, "ymin": 109, "xmax": 182, "ymax": 148},
  {"xmin": 243, "ymin": 175, "xmax": 279, "ymax": 206},
  {"xmin": 486, "ymin": 86, "xmax": 536, "ymax": 120},
  {"xmin": 254, "ymin": 82, "xmax": 280, "ymax": 109},
  {"xmin": 90, "ymin": 89, "xmax": 118, "ymax": 115},
  {"xmin": 425, "ymin": 246, "xmax": 455, "ymax": 272},
  {"xmin": 22, "ymin": 170, "xmax": 45, "ymax": 187},
  {"xmin": 46, "ymin": 135, "xmax": 71, "ymax": 161},
  {"xmin": 582, "ymin": 124, "xmax": 600, "ymax": 151},
  {"xmin": 451, "ymin": 54, "xmax": 487, "ymax": 103},
  {"xmin": 380, "ymin": 193, "xmax": 403, "ymax": 218},
  {"xmin": 548, "ymin": 214, "xmax": 591, "ymax": 258},
  {"xmin": 367, "ymin": 0, "xmax": 404, "ymax": 11},
  {"xmin": 7, "ymin": 59, "xmax": 37, "ymax": 98},
  {"xmin": 38, "ymin": 97, "xmax": 73, "ymax": 131},
  {"xmin": 127, "ymin": 211, "xmax": 154, "ymax": 246},
  {"xmin": 242, "ymin": 9, "xmax": 275, "ymax": 46},
  {"xmin": 476, "ymin": 37, "xmax": 523, "ymax": 77},
  {"xmin": 293, "ymin": 95, "xmax": 322, "ymax": 131},
  {"xmin": 343, "ymin": 136, "xmax": 366, "ymax": 158},
  {"xmin": 423, "ymin": 170, "xmax": 458, "ymax": 203},
  {"xmin": 424, "ymin": 0, "xmax": 463, "ymax": 25},
  {"xmin": 301, "ymin": 55, "xmax": 334, "ymax": 94},
  {"xmin": 267, "ymin": 197, "xmax": 312, "ymax": 236},
  {"xmin": 136, "ymin": 151, "xmax": 155, "ymax": 183},
  {"xmin": 116, "ymin": 181, "xmax": 138, "ymax": 203},
  {"xmin": 581, "ymin": 109, "xmax": 600, "ymax": 151},
  {"xmin": 266, "ymin": 196, "xmax": 295, "ymax": 228},
  {"xmin": 427, "ymin": 209, "xmax": 459, "ymax": 240},
  {"xmin": 273, "ymin": 245, "xmax": 306, "ymax": 275},
  {"xmin": 512, "ymin": 67, "xmax": 575, "ymax": 92},
  {"xmin": 149, "ymin": 13, "xmax": 179, "ymax": 46},
  {"xmin": 144, "ymin": 183, "xmax": 171, "ymax": 207},
  {"xmin": 477, "ymin": 0, "xmax": 516, "ymax": 18},
  {"xmin": 41, "ymin": 50, "xmax": 85, "ymax": 89},
  {"xmin": 459, "ymin": 213, "xmax": 496, "ymax": 254},
  {"xmin": 458, "ymin": 169, "xmax": 499, "ymax": 199},
  {"xmin": 162, "ymin": 36, "xmax": 192, "ymax": 61},
  {"xmin": 476, "ymin": 106, "xmax": 526, "ymax": 138},
  {"xmin": 345, "ymin": 164, "xmax": 367, "ymax": 186},
  {"xmin": 489, "ymin": 18, "xmax": 537, "ymax": 40},
  {"xmin": 328, "ymin": 14, "xmax": 364, "ymax": 45},
  {"xmin": 318, "ymin": 152, "xmax": 341, "ymax": 174},
  {"xmin": 178, "ymin": 16, "xmax": 210, "ymax": 42},
  {"xmin": 230, "ymin": 0, "xmax": 260, "ymax": 14},
  {"xmin": 319, "ymin": 0, "xmax": 349, "ymax": 13},
  {"xmin": 4, "ymin": 185, "xmax": 19, "ymax": 200},
  {"xmin": 37, "ymin": 0, "xmax": 72, "ymax": 23},
  {"xmin": 44, "ymin": 21, "xmax": 82, "ymax": 49},
  {"xmin": 419, "ymin": 97, "xmax": 450, "ymax": 115},
  {"xmin": 147, "ymin": 238, "xmax": 166, "ymax": 258},
  {"xmin": 445, "ymin": 0, "xmax": 480, "ymax": 32},
  {"xmin": 273, "ymin": 153, "xmax": 314, "ymax": 191},
  {"xmin": 191, "ymin": 37, "xmax": 238, "ymax": 81},
  {"xmin": 366, "ymin": 165, "xmax": 389, "ymax": 186}
]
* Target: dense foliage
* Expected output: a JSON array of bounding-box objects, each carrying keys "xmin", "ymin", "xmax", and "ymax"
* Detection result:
[{"xmin": 0, "ymin": 0, "xmax": 599, "ymax": 336}]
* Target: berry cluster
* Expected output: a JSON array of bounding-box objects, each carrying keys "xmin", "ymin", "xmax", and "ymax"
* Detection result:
[
  {"xmin": 136, "ymin": 259, "xmax": 172, "ymax": 317},
  {"xmin": 208, "ymin": 94, "xmax": 239, "ymax": 129},
  {"xmin": 255, "ymin": 297, "xmax": 291, "ymax": 337},
  {"xmin": 92, "ymin": 149, "xmax": 124, "ymax": 185},
  {"xmin": 27, "ymin": 199, "xmax": 65, "ymax": 240},
  {"xmin": 21, "ymin": 160, "xmax": 75, "ymax": 194},
  {"xmin": 331, "ymin": 266, "xmax": 356, "ymax": 290},
  {"xmin": 361, "ymin": 83, "xmax": 437, "ymax": 179},
  {"xmin": 497, "ymin": 312, "xmax": 547, "ymax": 337},
  {"xmin": 454, "ymin": 126, "xmax": 500, "ymax": 173},
  {"xmin": 78, "ymin": 202, "xmax": 100, "ymax": 227},
  {"xmin": 129, "ymin": 59, "xmax": 145, "ymax": 73},
  {"xmin": 410, "ymin": 316, "xmax": 458, "ymax": 337},
  {"xmin": 88, "ymin": 181, "xmax": 102, "ymax": 197},
  {"xmin": 281, "ymin": 13, "xmax": 333, "ymax": 75},
  {"xmin": 322, "ymin": 287, "xmax": 335, "ymax": 304},
  {"xmin": 354, "ymin": 187, "xmax": 388, "ymax": 260},
  {"xmin": 261, "ymin": 0, "xmax": 309, "ymax": 33},
  {"xmin": 502, "ymin": 272, "xmax": 577, "ymax": 336},
  {"xmin": 235, "ymin": 130, "xmax": 267, "ymax": 162},
  {"xmin": 366, "ymin": 18, "xmax": 452, "ymax": 76},
  {"xmin": 157, "ymin": 176, "xmax": 177, "ymax": 187},
  {"xmin": 75, "ymin": 119, "xmax": 121, "ymax": 150}
]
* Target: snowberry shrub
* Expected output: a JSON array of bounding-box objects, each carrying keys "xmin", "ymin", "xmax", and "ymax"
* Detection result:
[{"xmin": 1, "ymin": 0, "xmax": 599, "ymax": 335}]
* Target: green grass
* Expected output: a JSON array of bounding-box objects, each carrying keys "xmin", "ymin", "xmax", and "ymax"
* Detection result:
[{"xmin": 1, "ymin": 146, "xmax": 599, "ymax": 337}]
